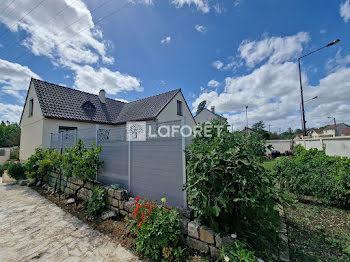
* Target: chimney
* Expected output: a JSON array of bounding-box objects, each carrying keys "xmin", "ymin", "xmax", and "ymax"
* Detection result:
[
  {"xmin": 99, "ymin": 89, "xmax": 106, "ymax": 103},
  {"xmin": 211, "ymin": 106, "xmax": 215, "ymax": 113}
]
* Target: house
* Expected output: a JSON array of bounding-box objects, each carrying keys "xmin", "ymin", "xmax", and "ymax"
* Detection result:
[
  {"xmin": 341, "ymin": 128, "xmax": 350, "ymax": 136},
  {"xmin": 323, "ymin": 123, "xmax": 349, "ymax": 137},
  {"xmin": 241, "ymin": 127, "xmax": 255, "ymax": 134},
  {"xmin": 295, "ymin": 133, "xmax": 304, "ymax": 139},
  {"xmin": 194, "ymin": 106, "xmax": 227, "ymax": 124},
  {"xmin": 19, "ymin": 78, "xmax": 196, "ymax": 161},
  {"xmin": 309, "ymin": 129, "xmax": 325, "ymax": 138}
]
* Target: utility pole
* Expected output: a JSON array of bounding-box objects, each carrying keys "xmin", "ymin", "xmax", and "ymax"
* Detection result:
[
  {"xmin": 298, "ymin": 39, "xmax": 340, "ymax": 137},
  {"xmin": 268, "ymin": 124, "xmax": 271, "ymax": 133},
  {"xmin": 328, "ymin": 117, "xmax": 337, "ymax": 137}
]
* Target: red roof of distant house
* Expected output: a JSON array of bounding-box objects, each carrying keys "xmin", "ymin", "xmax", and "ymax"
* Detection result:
[
  {"xmin": 324, "ymin": 123, "xmax": 348, "ymax": 130},
  {"xmin": 311, "ymin": 129, "xmax": 322, "ymax": 134},
  {"xmin": 341, "ymin": 128, "xmax": 350, "ymax": 136}
]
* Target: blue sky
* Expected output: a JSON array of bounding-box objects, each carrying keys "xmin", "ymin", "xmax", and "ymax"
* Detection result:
[{"xmin": 0, "ymin": 0, "xmax": 350, "ymax": 132}]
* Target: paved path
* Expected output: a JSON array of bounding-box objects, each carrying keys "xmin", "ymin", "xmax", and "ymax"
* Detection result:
[{"xmin": 0, "ymin": 182, "xmax": 140, "ymax": 262}]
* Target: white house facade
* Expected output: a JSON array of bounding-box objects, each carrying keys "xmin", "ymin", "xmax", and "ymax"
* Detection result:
[{"xmin": 19, "ymin": 79, "xmax": 195, "ymax": 161}]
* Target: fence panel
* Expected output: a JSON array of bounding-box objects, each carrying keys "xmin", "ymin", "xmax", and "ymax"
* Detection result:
[{"xmin": 130, "ymin": 137, "xmax": 184, "ymax": 207}]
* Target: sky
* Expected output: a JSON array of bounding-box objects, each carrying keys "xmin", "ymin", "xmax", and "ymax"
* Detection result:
[{"xmin": 0, "ymin": 0, "xmax": 349, "ymax": 133}]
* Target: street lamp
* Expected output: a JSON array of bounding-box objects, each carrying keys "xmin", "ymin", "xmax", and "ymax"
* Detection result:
[
  {"xmin": 327, "ymin": 116, "xmax": 337, "ymax": 137},
  {"xmin": 245, "ymin": 105, "xmax": 248, "ymax": 133},
  {"xmin": 298, "ymin": 39, "xmax": 340, "ymax": 137},
  {"xmin": 299, "ymin": 96, "xmax": 318, "ymax": 134}
]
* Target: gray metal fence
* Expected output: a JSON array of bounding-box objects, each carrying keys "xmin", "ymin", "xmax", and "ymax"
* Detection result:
[{"xmin": 50, "ymin": 120, "xmax": 188, "ymax": 207}]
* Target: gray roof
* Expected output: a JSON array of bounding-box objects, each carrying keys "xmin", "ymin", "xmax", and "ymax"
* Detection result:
[{"xmin": 28, "ymin": 78, "xmax": 180, "ymax": 125}]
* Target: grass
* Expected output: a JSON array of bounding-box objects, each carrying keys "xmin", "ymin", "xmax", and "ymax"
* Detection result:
[
  {"xmin": 263, "ymin": 157, "xmax": 350, "ymax": 261},
  {"xmin": 286, "ymin": 201, "xmax": 350, "ymax": 262}
]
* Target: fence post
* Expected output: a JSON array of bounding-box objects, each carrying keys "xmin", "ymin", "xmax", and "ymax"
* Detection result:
[
  {"xmin": 50, "ymin": 133, "xmax": 53, "ymax": 149},
  {"xmin": 60, "ymin": 132, "xmax": 63, "ymax": 154},
  {"xmin": 181, "ymin": 116, "xmax": 187, "ymax": 207},
  {"xmin": 128, "ymin": 140, "xmax": 131, "ymax": 192},
  {"xmin": 95, "ymin": 125, "xmax": 99, "ymax": 145},
  {"xmin": 75, "ymin": 129, "xmax": 78, "ymax": 144}
]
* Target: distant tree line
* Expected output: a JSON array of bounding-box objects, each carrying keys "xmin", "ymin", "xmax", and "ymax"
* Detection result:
[
  {"xmin": 251, "ymin": 121, "xmax": 303, "ymax": 140},
  {"xmin": 0, "ymin": 121, "xmax": 21, "ymax": 147}
]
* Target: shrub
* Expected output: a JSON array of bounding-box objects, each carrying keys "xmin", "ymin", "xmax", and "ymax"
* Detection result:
[
  {"xmin": 130, "ymin": 197, "xmax": 183, "ymax": 261},
  {"xmin": 219, "ymin": 241, "xmax": 257, "ymax": 262},
  {"xmin": 62, "ymin": 139, "xmax": 103, "ymax": 203},
  {"xmin": 10, "ymin": 149, "xmax": 19, "ymax": 160},
  {"xmin": 25, "ymin": 148, "xmax": 61, "ymax": 184},
  {"xmin": 185, "ymin": 121, "xmax": 283, "ymax": 258},
  {"xmin": 7, "ymin": 162, "xmax": 26, "ymax": 180},
  {"xmin": 273, "ymin": 145, "xmax": 350, "ymax": 207},
  {"xmin": 87, "ymin": 186, "xmax": 107, "ymax": 217},
  {"xmin": 0, "ymin": 162, "xmax": 11, "ymax": 177}
]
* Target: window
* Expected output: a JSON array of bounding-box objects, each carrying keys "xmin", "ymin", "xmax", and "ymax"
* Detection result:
[
  {"xmin": 28, "ymin": 99, "xmax": 33, "ymax": 116},
  {"xmin": 177, "ymin": 100, "xmax": 182, "ymax": 116},
  {"xmin": 82, "ymin": 101, "xmax": 95, "ymax": 110}
]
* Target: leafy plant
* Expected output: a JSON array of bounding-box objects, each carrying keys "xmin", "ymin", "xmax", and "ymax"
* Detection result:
[
  {"xmin": 87, "ymin": 186, "xmax": 107, "ymax": 217},
  {"xmin": 62, "ymin": 139, "xmax": 103, "ymax": 204},
  {"xmin": 0, "ymin": 162, "xmax": 11, "ymax": 177},
  {"xmin": 185, "ymin": 121, "xmax": 282, "ymax": 233},
  {"xmin": 219, "ymin": 241, "xmax": 257, "ymax": 262},
  {"xmin": 130, "ymin": 197, "xmax": 184, "ymax": 261},
  {"xmin": 7, "ymin": 162, "xmax": 26, "ymax": 180},
  {"xmin": 25, "ymin": 148, "xmax": 61, "ymax": 185},
  {"xmin": 273, "ymin": 144, "xmax": 350, "ymax": 207}
]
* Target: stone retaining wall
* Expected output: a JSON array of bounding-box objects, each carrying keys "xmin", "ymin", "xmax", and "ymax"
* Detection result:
[{"xmin": 47, "ymin": 173, "xmax": 229, "ymax": 258}]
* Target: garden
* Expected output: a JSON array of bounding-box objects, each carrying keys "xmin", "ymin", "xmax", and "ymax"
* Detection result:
[{"xmin": 1, "ymin": 120, "xmax": 349, "ymax": 262}]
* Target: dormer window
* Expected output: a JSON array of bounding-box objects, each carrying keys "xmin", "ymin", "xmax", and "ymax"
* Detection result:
[{"xmin": 82, "ymin": 101, "xmax": 95, "ymax": 110}]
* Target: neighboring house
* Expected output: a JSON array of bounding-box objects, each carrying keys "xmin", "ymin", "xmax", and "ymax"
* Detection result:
[
  {"xmin": 341, "ymin": 128, "xmax": 350, "ymax": 136},
  {"xmin": 241, "ymin": 127, "xmax": 255, "ymax": 134},
  {"xmin": 194, "ymin": 106, "xmax": 227, "ymax": 124},
  {"xmin": 19, "ymin": 78, "xmax": 196, "ymax": 160},
  {"xmin": 309, "ymin": 123, "xmax": 350, "ymax": 138},
  {"xmin": 295, "ymin": 133, "xmax": 304, "ymax": 139}
]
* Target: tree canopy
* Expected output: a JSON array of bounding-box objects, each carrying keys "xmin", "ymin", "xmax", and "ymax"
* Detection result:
[
  {"xmin": 196, "ymin": 100, "xmax": 207, "ymax": 115},
  {"xmin": 0, "ymin": 121, "xmax": 21, "ymax": 147}
]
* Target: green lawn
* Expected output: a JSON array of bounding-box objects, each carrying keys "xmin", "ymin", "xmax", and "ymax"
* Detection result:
[{"xmin": 262, "ymin": 158, "xmax": 279, "ymax": 172}]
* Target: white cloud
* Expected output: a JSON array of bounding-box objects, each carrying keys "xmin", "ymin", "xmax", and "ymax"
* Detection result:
[
  {"xmin": 340, "ymin": 0, "xmax": 350, "ymax": 23},
  {"xmin": 320, "ymin": 29, "xmax": 327, "ymax": 34},
  {"xmin": 128, "ymin": 0, "xmax": 154, "ymax": 5},
  {"xmin": 171, "ymin": 0, "xmax": 210, "ymax": 13},
  {"xmin": 213, "ymin": 3, "xmax": 225, "ymax": 14},
  {"xmin": 0, "ymin": 0, "xmax": 142, "ymax": 97},
  {"xmin": 72, "ymin": 65, "xmax": 143, "ymax": 95},
  {"xmin": 161, "ymin": 36, "xmax": 171, "ymax": 45},
  {"xmin": 207, "ymin": 79, "xmax": 220, "ymax": 88},
  {"xmin": 212, "ymin": 60, "xmax": 224, "ymax": 70},
  {"xmin": 238, "ymin": 32, "xmax": 310, "ymax": 67},
  {"xmin": 195, "ymin": 24, "xmax": 206, "ymax": 34},
  {"xmin": 0, "ymin": 103, "xmax": 23, "ymax": 123},
  {"xmin": 0, "ymin": 59, "xmax": 40, "ymax": 99},
  {"xmin": 233, "ymin": 0, "xmax": 242, "ymax": 7}
]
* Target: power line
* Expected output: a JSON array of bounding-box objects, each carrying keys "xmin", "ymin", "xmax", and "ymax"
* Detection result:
[
  {"xmin": 0, "ymin": 0, "xmax": 16, "ymax": 17},
  {"xmin": 0, "ymin": 0, "xmax": 48, "ymax": 40},
  {"xmin": 0, "ymin": 0, "xmax": 80, "ymax": 56},
  {"xmin": 11, "ymin": 1, "xmax": 130, "ymax": 66}
]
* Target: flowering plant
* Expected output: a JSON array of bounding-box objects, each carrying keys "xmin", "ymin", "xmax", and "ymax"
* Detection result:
[{"xmin": 129, "ymin": 196, "xmax": 183, "ymax": 261}]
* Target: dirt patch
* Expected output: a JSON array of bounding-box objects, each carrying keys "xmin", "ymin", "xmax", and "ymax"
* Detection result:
[{"xmin": 286, "ymin": 201, "xmax": 350, "ymax": 262}]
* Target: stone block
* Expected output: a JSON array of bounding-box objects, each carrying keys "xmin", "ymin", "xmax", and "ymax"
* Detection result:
[
  {"xmin": 188, "ymin": 221, "xmax": 199, "ymax": 239},
  {"xmin": 210, "ymin": 246, "xmax": 220, "ymax": 258},
  {"xmin": 124, "ymin": 201, "xmax": 134, "ymax": 213},
  {"xmin": 178, "ymin": 207, "xmax": 194, "ymax": 220},
  {"xmin": 186, "ymin": 237, "xmax": 208, "ymax": 253},
  {"xmin": 114, "ymin": 189, "xmax": 125, "ymax": 200},
  {"xmin": 215, "ymin": 234, "xmax": 234, "ymax": 248},
  {"xmin": 110, "ymin": 198, "xmax": 119, "ymax": 208},
  {"xmin": 110, "ymin": 206, "xmax": 119, "ymax": 214},
  {"xmin": 180, "ymin": 218, "xmax": 190, "ymax": 235},
  {"xmin": 199, "ymin": 226, "xmax": 215, "ymax": 244},
  {"xmin": 120, "ymin": 210, "xmax": 128, "ymax": 217},
  {"xmin": 119, "ymin": 201, "xmax": 124, "ymax": 210}
]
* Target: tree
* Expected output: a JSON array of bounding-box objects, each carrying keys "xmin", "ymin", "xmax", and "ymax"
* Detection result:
[
  {"xmin": 252, "ymin": 121, "xmax": 270, "ymax": 139},
  {"xmin": 196, "ymin": 100, "xmax": 207, "ymax": 115},
  {"xmin": 0, "ymin": 122, "xmax": 21, "ymax": 147}
]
